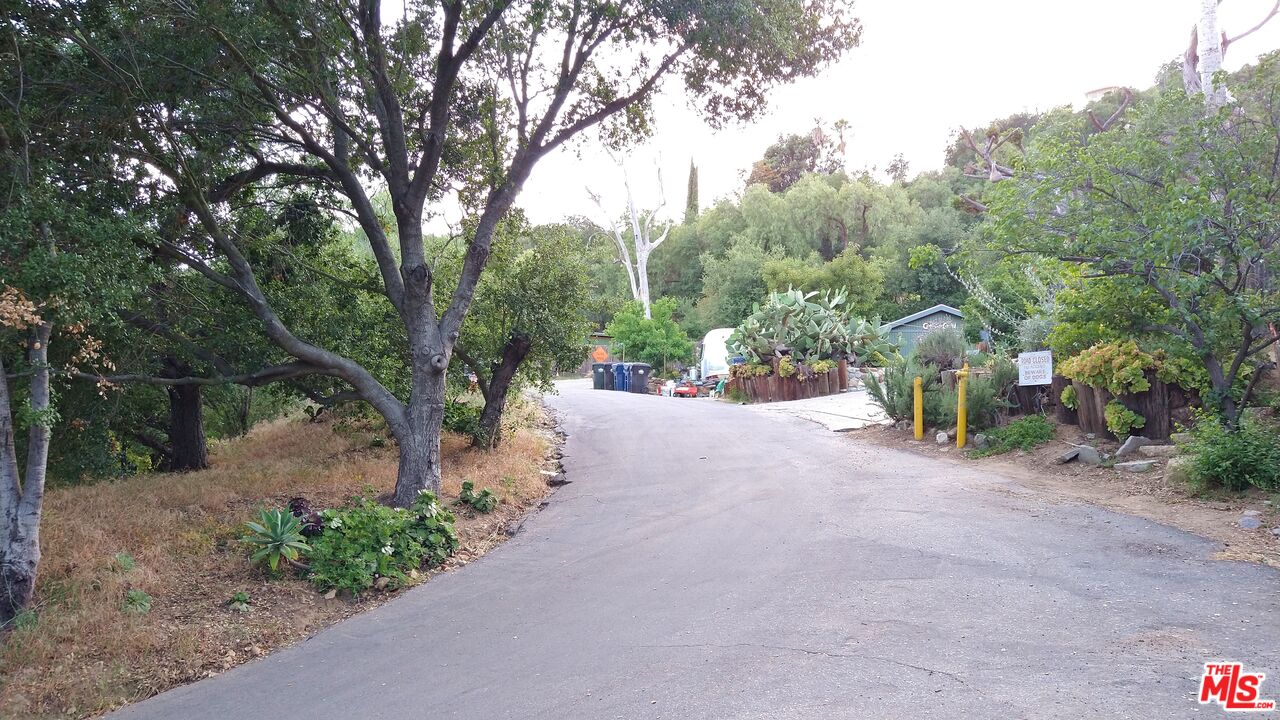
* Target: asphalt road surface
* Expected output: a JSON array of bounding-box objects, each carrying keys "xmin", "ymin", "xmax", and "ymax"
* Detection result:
[{"xmin": 112, "ymin": 379, "xmax": 1280, "ymax": 719}]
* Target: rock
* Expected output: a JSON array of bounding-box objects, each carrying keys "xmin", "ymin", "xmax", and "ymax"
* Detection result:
[
  {"xmin": 1170, "ymin": 432, "xmax": 1192, "ymax": 444},
  {"xmin": 373, "ymin": 576, "xmax": 391, "ymax": 591},
  {"xmin": 936, "ymin": 431, "xmax": 949, "ymax": 445},
  {"xmin": 1079, "ymin": 446, "xmax": 1102, "ymax": 466},
  {"xmin": 1271, "ymin": 527, "xmax": 1280, "ymax": 537},
  {"xmin": 1086, "ymin": 433, "xmax": 1096, "ymax": 440},
  {"xmin": 971, "ymin": 433, "xmax": 989, "ymax": 450},
  {"xmin": 1240, "ymin": 516, "xmax": 1262, "ymax": 530},
  {"xmin": 323, "ymin": 588, "xmax": 337, "ymax": 600},
  {"xmin": 1055, "ymin": 446, "xmax": 1101, "ymax": 465},
  {"xmin": 1242, "ymin": 509, "xmax": 1262, "ymax": 517},
  {"xmin": 1165, "ymin": 456, "xmax": 1194, "ymax": 485},
  {"xmin": 546, "ymin": 473, "xmax": 570, "ymax": 487},
  {"xmin": 1115, "ymin": 460, "xmax": 1156, "ymax": 473},
  {"xmin": 945, "ymin": 427, "xmax": 958, "ymax": 440},
  {"xmin": 1137, "ymin": 444, "xmax": 1178, "ymax": 458},
  {"xmin": 1055, "ymin": 448, "xmax": 1081, "ymax": 464},
  {"xmin": 895, "ymin": 419, "xmax": 912, "ymax": 431},
  {"xmin": 1116, "ymin": 436, "xmax": 1153, "ymax": 459}
]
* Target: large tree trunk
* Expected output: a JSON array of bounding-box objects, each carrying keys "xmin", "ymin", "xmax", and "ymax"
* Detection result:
[
  {"xmin": 163, "ymin": 358, "xmax": 208, "ymax": 472},
  {"xmin": 1, "ymin": 324, "xmax": 52, "ymax": 626},
  {"xmin": 392, "ymin": 373, "xmax": 447, "ymax": 506},
  {"xmin": 473, "ymin": 334, "xmax": 533, "ymax": 450},
  {"xmin": 391, "ymin": 287, "xmax": 448, "ymax": 506},
  {"xmin": 166, "ymin": 384, "xmax": 208, "ymax": 471},
  {"xmin": 0, "ymin": 529, "xmax": 38, "ymax": 626}
]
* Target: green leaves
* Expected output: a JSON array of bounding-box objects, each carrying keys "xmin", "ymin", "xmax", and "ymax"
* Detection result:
[
  {"xmin": 306, "ymin": 494, "xmax": 459, "ymax": 595},
  {"xmin": 605, "ymin": 297, "xmax": 694, "ymax": 368},
  {"xmin": 978, "ymin": 55, "xmax": 1280, "ymax": 423},
  {"xmin": 1185, "ymin": 411, "xmax": 1280, "ymax": 492},
  {"xmin": 122, "ymin": 589, "xmax": 152, "ymax": 615},
  {"xmin": 242, "ymin": 509, "xmax": 310, "ymax": 572},
  {"xmin": 458, "ymin": 481, "xmax": 499, "ymax": 513},
  {"xmin": 1103, "ymin": 400, "xmax": 1146, "ymax": 438}
]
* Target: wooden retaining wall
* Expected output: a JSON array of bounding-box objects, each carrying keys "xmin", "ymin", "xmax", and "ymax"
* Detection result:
[{"xmin": 1068, "ymin": 370, "xmax": 1195, "ymax": 440}]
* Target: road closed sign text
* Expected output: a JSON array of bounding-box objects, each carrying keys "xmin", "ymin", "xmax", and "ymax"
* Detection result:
[{"xmin": 1018, "ymin": 351, "xmax": 1053, "ymax": 386}]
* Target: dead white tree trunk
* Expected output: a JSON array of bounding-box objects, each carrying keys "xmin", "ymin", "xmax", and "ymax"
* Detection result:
[
  {"xmin": 1198, "ymin": 0, "xmax": 1229, "ymax": 107},
  {"xmin": 588, "ymin": 163, "xmax": 671, "ymax": 319},
  {"xmin": 1183, "ymin": 0, "xmax": 1280, "ymax": 104}
]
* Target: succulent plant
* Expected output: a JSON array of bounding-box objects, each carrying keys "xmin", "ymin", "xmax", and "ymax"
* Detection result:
[
  {"xmin": 242, "ymin": 508, "xmax": 310, "ymax": 571},
  {"xmin": 728, "ymin": 288, "xmax": 897, "ymax": 367}
]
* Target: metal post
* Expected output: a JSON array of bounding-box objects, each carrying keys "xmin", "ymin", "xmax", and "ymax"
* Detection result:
[
  {"xmin": 956, "ymin": 363, "xmax": 970, "ymax": 448},
  {"xmin": 913, "ymin": 376, "xmax": 924, "ymax": 440}
]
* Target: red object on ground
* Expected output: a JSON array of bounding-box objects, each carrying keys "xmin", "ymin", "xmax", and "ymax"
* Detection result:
[{"xmin": 673, "ymin": 381, "xmax": 699, "ymax": 397}]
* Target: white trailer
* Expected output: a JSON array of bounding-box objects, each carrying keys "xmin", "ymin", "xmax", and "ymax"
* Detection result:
[{"xmin": 698, "ymin": 328, "xmax": 736, "ymax": 380}]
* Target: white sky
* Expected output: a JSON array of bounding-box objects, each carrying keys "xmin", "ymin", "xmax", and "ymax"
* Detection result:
[{"xmin": 516, "ymin": 0, "xmax": 1280, "ymax": 224}]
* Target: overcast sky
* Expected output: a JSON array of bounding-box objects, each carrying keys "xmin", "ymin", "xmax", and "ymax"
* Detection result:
[{"xmin": 514, "ymin": 0, "xmax": 1280, "ymax": 225}]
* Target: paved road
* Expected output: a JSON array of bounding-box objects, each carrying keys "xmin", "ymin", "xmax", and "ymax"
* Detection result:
[{"xmin": 114, "ymin": 379, "xmax": 1280, "ymax": 719}]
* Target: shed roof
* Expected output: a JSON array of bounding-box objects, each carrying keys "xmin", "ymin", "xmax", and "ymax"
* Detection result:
[{"xmin": 882, "ymin": 304, "xmax": 964, "ymax": 331}]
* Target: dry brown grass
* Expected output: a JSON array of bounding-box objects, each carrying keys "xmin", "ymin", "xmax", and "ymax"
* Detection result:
[{"xmin": 0, "ymin": 412, "xmax": 551, "ymax": 719}]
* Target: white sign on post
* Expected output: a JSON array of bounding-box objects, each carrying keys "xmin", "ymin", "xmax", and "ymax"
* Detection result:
[{"xmin": 1018, "ymin": 351, "xmax": 1053, "ymax": 386}]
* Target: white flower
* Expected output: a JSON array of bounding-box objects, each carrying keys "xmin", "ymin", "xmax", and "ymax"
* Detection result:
[
  {"xmin": 327, "ymin": 517, "xmax": 343, "ymax": 529},
  {"xmin": 381, "ymin": 544, "xmax": 394, "ymax": 556}
]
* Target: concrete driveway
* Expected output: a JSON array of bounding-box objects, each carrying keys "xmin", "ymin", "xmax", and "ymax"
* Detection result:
[
  {"xmin": 113, "ymin": 379, "xmax": 1279, "ymax": 719},
  {"xmin": 737, "ymin": 385, "xmax": 889, "ymax": 431}
]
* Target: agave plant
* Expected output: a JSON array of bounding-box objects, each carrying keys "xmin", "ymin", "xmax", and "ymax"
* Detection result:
[{"xmin": 243, "ymin": 508, "xmax": 311, "ymax": 571}]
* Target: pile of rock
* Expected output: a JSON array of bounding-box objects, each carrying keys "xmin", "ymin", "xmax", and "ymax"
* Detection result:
[{"xmin": 1054, "ymin": 433, "xmax": 1191, "ymax": 475}]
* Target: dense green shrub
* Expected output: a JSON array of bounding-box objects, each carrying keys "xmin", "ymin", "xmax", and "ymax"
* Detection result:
[
  {"xmin": 443, "ymin": 400, "xmax": 482, "ymax": 437},
  {"xmin": 308, "ymin": 493, "xmax": 459, "ymax": 594},
  {"xmin": 866, "ymin": 358, "xmax": 935, "ymax": 421},
  {"xmin": 961, "ymin": 375, "xmax": 1011, "ymax": 431},
  {"xmin": 987, "ymin": 353, "xmax": 1019, "ymax": 396},
  {"xmin": 869, "ymin": 359, "xmax": 1007, "ymax": 430},
  {"xmin": 913, "ymin": 328, "xmax": 968, "ymax": 370},
  {"xmin": 972, "ymin": 415, "xmax": 1055, "ymax": 456},
  {"xmin": 926, "ymin": 385, "xmax": 958, "ymax": 429},
  {"xmin": 1185, "ymin": 413, "xmax": 1280, "ymax": 492}
]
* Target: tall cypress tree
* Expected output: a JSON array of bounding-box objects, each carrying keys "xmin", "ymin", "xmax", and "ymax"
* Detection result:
[{"xmin": 684, "ymin": 159, "xmax": 699, "ymax": 223}]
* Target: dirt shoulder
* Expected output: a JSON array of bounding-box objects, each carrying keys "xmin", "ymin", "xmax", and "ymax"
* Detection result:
[
  {"xmin": 0, "ymin": 404, "xmax": 564, "ymax": 720},
  {"xmin": 852, "ymin": 422, "xmax": 1280, "ymax": 570}
]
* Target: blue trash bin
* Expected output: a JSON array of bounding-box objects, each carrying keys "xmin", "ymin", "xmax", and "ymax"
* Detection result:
[{"xmin": 612, "ymin": 362, "xmax": 629, "ymax": 392}]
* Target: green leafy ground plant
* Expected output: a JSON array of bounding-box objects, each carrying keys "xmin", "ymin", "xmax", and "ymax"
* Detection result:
[
  {"xmin": 307, "ymin": 493, "xmax": 458, "ymax": 595},
  {"xmin": 970, "ymin": 415, "xmax": 1056, "ymax": 457}
]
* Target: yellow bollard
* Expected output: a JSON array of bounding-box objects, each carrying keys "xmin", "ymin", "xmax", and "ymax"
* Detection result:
[
  {"xmin": 913, "ymin": 376, "xmax": 924, "ymax": 440},
  {"xmin": 956, "ymin": 363, "xmax": 970, "ymax": 448}
]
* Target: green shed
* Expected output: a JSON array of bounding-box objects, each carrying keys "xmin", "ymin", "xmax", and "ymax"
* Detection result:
[{"xmin": 881, "ymin": 304, "xmax": 964, "ymax": 355}]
